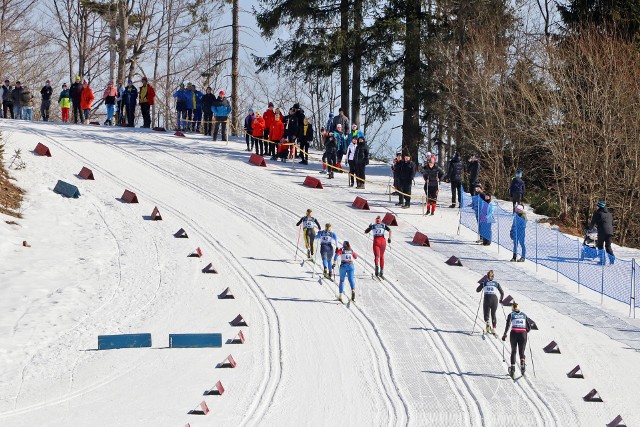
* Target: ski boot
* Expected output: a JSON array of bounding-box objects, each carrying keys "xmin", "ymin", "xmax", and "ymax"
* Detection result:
[
  {"xmin": 379, "ymin": 269, "xmax": 384, "ymax": 279},
  {"xmin": 306, "ymin": 249, "xmax": 311, "ymax": 259},
  {"xmin": 520, "ymin": 359, "xmax": 526, "ymax": 375},
  {"xmin": 517, "ymin": 257, "xmax": 525, "ymax": 263},
  {"xmin": 374, "ymin": 265, "xmax": 379, "ymax": 277},
  {"xmin": 449, "ymin": 204, "xmax": 456, "ymax": 208},
  {"xmin": 485, "ymin": 322, "xmax": 492, "ymax": 334},
  {"xmin": 351, "ymin": 289, "xmax": 356, "ymax": 302},
  {"xmin": 337, "ymin": 293, "xmax": 344, "ymax": 303},
  {"xmin": 510, "ymin": 254, "xmax": 517, "ymax": 262},
  {"xmin": 508, "ymin": 365, "xmax": 516, "ymax": 379},
  {"xmin": 426, "ymin": 208, "xmax": 431, "ymax": 215},
  {"xmin": 430, "ymin": 210, "xmax": 435, "ymax": 216},
  {"xmin": 323, "ymin": 267, "xmax": 328, "ymax": 278}
]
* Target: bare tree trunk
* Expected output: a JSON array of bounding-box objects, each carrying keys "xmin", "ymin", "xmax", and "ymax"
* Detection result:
[
  {"xmin": 116, "ymin": 0, "xmax": 128, "ymax": 84},
  {"xmin": 231, "ymin": 0, "xmax": 239, "ymax": 136},
  {"xmin": 108, "ymin": 0, "xmax": 116, "ymax": 82},
  {"xmin": 351, "ymin": 0, "xmax": 362, "ymax": 127},
  {"xmin": 339, "ymin": 0, "xmax": 350, "ymax": 114},
  {"xmin": 402, "ymin": 0, "xmax": 421, "ymax": 159}
]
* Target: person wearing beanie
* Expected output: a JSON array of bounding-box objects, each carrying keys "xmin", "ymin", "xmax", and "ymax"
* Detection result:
[
  {"xmin": 476, "ymin": 270, "xmax": 505, "ymax": 336},
  {"xmin": 244, "ymin": 108, "xmax": 255, "ymax": 151},
  {"xmin": 397, "ymin": 151, "xmax": 417, "ymax": 208},
  {"xmin": 1, "ymin": 79, "xmax": 14, "ymax": 119},
  {"xmin": 102, "ymin": 82, "xmax": 118, "ymax": 125},
  {"xmin": 467, "ymin": 154, "xmax": 481, "ymax": 196},
  {"xmin": 121, "ymin": 79, "xmax": 138, "ymax": 127},
  {"xmin": 589, "ymin": 201, "xmax": 615, "ymax": 264},
  {"xmin": 326, "ymin": 112, "xmax": 336, "ymax": 133},
  {"xmin": 263, "ymin": 102, "xmax": 275, "ymax": 143},
  {"xmin": 445, "ymin": 152, "xmax": 464, "ymax": 208},
  {"xmin": 251, "ymin": 111, "xmax": 266, "ymax": 156},
  {"xmin": 344, "ymin": 136, "xmax": 358, "ymax": 186},
  {"xmin": 297, "ymin": 116, "xmax": 313, "ymax": 165},
  {"xmin": 212, "ymin": 90, "xmax": 231, "ymax": 141},
  {"xmin": 510, "ymin": 204, "xmax": 527, "ymax": 262},
  {"xmin": 9, "ymin": 81, "xmax": 24, "ymax": 119},
  {"xmin": 58, "ymin": 83, "xmax": 71, "ymax": 122},
  {"xmin": 509, "ymin": 169, "xmax": 525, "ymax": 212},
  {"xmin": 354, "ymin": 136, "xmax": 369, "ymax": 188},
  {"xmin": 391, "ymin": 152, "xmax": 402, "ymax": 196},
  {"xmin": 502, "ymin": 302, "xmax": 531, "ymax": 379},
  {"xmin": 70, "ymin": 76, "xmax": 83, "ymax": 124},
  {"xmin": 421, "ymin": 155, "xmax": 444, "ymax": 214},
  {"xmin": 40, "ymin": 80, "xmax": 53, "ymax": 121},
  {"xmin": 20, "ymin": 84, "xmax": 34, "ymax": 121},
  {"xmin": 138, "ymin": 76, "xmax": 155, "ymax": 128},
  {"xmin": 80, "ymin": 80, "xmax": 95, "ymax": 123},
  {"xmin": 200, "ymin": 87, "xmax": 215, "ymax": 136}
]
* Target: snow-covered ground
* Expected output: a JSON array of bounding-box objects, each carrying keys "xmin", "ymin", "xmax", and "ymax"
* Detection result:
[{"xmin": 1, "ymin": 119, "xmax": 639, "ymax": 426}]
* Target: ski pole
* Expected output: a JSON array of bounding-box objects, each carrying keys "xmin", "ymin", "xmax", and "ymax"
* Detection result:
[
  {"xmin": 294, "ymin": 224, "xmax": 302, "ymax": 261},
  {"xmin": 529, "ymin": 336, "xmax": 536, "ymax": 377},
  {"xmin": 472, "ymin": 292, "xmax": 483, "ymax": 335},
  {"xmin": 502, "ymin": 342, "xmax": 505, "ymax": 363},
  {"xmin": 311, "ymin": 240, "xmax": 319, "ymax": 278}
]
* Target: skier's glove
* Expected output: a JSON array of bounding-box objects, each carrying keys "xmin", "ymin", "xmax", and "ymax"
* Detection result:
[
  {"xmin": 332, "ymin": 263, "xmax": 336, "ymax": 269},
  {"xmin": 387, "ymin": 238, "xmax": 391, "ymax": 243},
  {"xmin": 499, "ymin": 299, "xmax": 503, "ymax": 304},
  {"xmin": 501, "ymin": 335, "xmax": 507, "ymax": 341}
]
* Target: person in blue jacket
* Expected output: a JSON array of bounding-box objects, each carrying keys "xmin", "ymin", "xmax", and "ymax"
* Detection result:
[
  {"xmin": 510, "ymin": 204, "xmax": 527, "ymax": 262},
  {"xmin": 121, "ymin": 80, "xmax": 138, "ymax": 127},
  {"xmin": 173, "ymin": 83, "xmax": 189, "ymax": 131},
  {"xmin": 509, "ymin": 169, "xmax": 525, "ymax": 212},
  {"xmin": 212, "ymin": 90, "xmax": 231, "ymax": 141},
  {"xmin": 333, "ymin": 241, "xmax": 358, "ymax": 302},
  {"xmin": 315, "ymin": 223, "xmax": 339, "ymax": 280}
]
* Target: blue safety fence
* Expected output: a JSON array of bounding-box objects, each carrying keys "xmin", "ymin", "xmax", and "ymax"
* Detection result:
[{"xmin": 460, "ymin": 189, "xmax": 638, "ymax": 311}]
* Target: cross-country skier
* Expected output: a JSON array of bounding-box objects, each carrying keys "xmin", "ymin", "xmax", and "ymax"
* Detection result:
[
  {"xmin": 333, "ymin": 241, "xmax": 358, "ymax": 302},
  {"xmin": 315, "ymin": 223, "xmax": 339, "ymax": 280},
  {"xmin": 502, "ymin": 302, "xmax": 531, "ymax": 378},
  {"xmin": 475, "ymin": 270, "xmax": 505, "ymax": 336},
  {"xmin": 364, "ymin": 215, "xmax": 392, "ymax": 278},
  {"xmin": 296, "ymin": 209, "xmax": 321, "ymax": 259}
]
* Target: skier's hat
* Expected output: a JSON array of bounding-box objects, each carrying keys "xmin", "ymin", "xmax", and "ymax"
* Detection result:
[
  {"xmin": 375, "ymin": 216, "xmax": 382, "ymax": 223},
  {"xmin": 343, "ymin": 240, "xmax": 350, "ymax": 248},
  {"xmin": 306, "ymin": 209, "xmax": 312, "ymax": 215},
  {"xmin": 512, "ymin": 302, "xmax": 519, "ymax": 311}
]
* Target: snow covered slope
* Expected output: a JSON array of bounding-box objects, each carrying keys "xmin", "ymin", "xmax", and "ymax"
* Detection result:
[{"xmin": 1, "ymin": 120, "xmax": 639, "ymax": 426}]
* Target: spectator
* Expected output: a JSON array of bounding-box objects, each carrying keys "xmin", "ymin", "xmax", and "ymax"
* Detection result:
[
  {"xmin": 332, "ymin": 108, "xmax": 349, "ymax": 136},
  {"xmin": 116, "ymin": 82, "xmax": 125, "ymax": 125},
  {"xmin": 334, "ymin": 124, "xmax": 348, "ymax": 170},
  {"xmin": 58, "ymin": 83, "xmax": 71, "ymax": 123},
  {"xmin": 396, "ymin": 151, "xmax": 416, "ymax": 209},
  {"xmin": 121, "ymin": 80, "xmax": 138, "ymax": 127},
  {"xmin": 348, "ymin": 123, "xmax": 364, "ymax": 142},
  {"xmin": 354, "ymin": 136, "xmax": 369, "ymax": 189},
  {"xmin": 21, "ymin": 84, "xmax": 34, "ymax": 121},
  {"xmin": 184, "ymin": 83, "xmax": 195, "ymax": 131},
  {"xmin": 192, "ymin": 84, "xmax": 203, "ymax": 132},
  {"xmin": 173, "ymin": 83, "xmax": 188, "ymax": 130},
  {"xmin": 510, "ymin": 204, "xmax": 527, "ymax": 262},
  {"xmin": 244, "ymin": 108, "xmax": 255, "ymax": 151},
  {"xmin": 589, "ymin": 201, "xmax": 615, "ymax": 265},
  {"xmin": 344, "ymin": 137, "xmax": 358, "ymax": 186},
  {"xmin": 212, "ymin": 90, "xmax": 231, "ymax": 141},
  {"xmin": 252, "ymin": 111, "xmax": 266, "ymax": 156},
  {"xmin": 139, "ymin": 76, "xmax": 155, "ymax": 128},
  {"xmin": 201, "ymin": 87, "xmax": 215, "ymax": 136},
  {"xmin": 103, "ymin": 82, "xmax": 117, "ymax": 125},
  {"xmin": 391, "ymin": 152, "xmax": 402, "ymax": 195},
  {"xmin": 1, "ymin": 79, "xmax": 13, "ymax": 118},
  {"xmin": 70, "ymin": 76, "xmax": 83, "ymax": 124},
  {"xmin": 324, "ymin": 133, "xmax": 338, "ymax": 179},
  {"xmin": 325, "ymin": 112, "xmax": 335, "ymax": 133},
  {"xmin": 467, "ymin": 153, "xmax": 480, "ymax": 196},
  {"xmin": 10, "ymin": 81, "xmax": 24, "ymax": 119},
  {"xmin": 269, "ymin": 112, "xmax": 285, "ymax": 160},
  {"xmin": 40, "ymin": 80, "xmax": 53, "ymax": 121},
  {"xmin": 283, "ymin": 107, "xmax": 299, "ymax": 158},
  {"xmin": 263, "ymin": 101, "xmax": 275, "ymax": 142},
  {"xmin": 473, "ymin": 186, "xmax": 494, "ymax": 245},
  {"xmin": 297, "ymin": 116, "xmax": 313, "ymax": 165},
  {"xmin": 422, "ymin": 155, "xmax": 444, "ymax": 215},
  {"xmin": 80, "ymin": 80, "xmax": 94, "ymax": 124},
  {"xmin": 445, "ymin": 152, "xmax": 464, "ymax": 208},
  {"xmin": 509, "ymin": 169, "xmax": 525, "ymax": 212}
]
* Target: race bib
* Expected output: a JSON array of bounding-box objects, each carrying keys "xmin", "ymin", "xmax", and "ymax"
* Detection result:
[
  {"xmin": 304, "ymin": 220, "xmax": 315, "ymax": 229},
  {"xmin": 512, "ymin": 313, "xmax": 527, "ymax": 329},
  {"xmin": 484, "ymin": 284, "xmax": 498, "ymax": 295}
]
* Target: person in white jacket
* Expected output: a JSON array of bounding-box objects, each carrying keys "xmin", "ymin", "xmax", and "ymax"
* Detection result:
[{"xmin": 344, "ymin": 137, "xmax": 358, "ymax": 187}]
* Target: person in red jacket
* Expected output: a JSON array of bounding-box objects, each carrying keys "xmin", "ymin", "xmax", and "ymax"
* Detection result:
[
  {"xmin": 263, "ymin": 102, "xmax": 275, "ymax": 155},
  {"xmin": 139, "ymin": 77, "xmax": 155, "ymax": 128},
  {"xmin": 269, "ymin": 113, "xmax": 284, "ymax": 160},
  {"xmin": 252, "ymin": 111, "xmax": 266, "ymax": 156},
  {"xmin": 80, "ymin": 81, "xmax": 95, "ymax": 124}
]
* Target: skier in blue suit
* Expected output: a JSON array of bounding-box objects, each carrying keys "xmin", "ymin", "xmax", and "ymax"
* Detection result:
[
  {"xmin": 315, "ymin": 223, "xmax": 339, "ymax": 280},
  {"xmin": 333, "ymin": 241, "xmax": 358, "ymax": 302}
]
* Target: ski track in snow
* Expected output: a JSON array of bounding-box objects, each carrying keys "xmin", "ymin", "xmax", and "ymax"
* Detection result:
[
  {"xmin": 3, "ymin": 122, "xmax": 638, "ymax": 425},
  {"xmin": 52, "ymin": 125, "xmax": 405, "ymax": 426}
]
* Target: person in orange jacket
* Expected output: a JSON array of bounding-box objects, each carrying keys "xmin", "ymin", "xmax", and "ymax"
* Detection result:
[
  {"xmin": 252, "ymin": 111, "xmax": 266, "ymax": 156},
  {"xmin": 269, "ymin": 112, "xmax": 285, "ymax": 161},
  {"xmin": 139, "ymin": 76, "xmax": 155, "ymax": 128},
  {"xmin": 80, "ymin": 80, "xmax": 95, "ymax": 124}
]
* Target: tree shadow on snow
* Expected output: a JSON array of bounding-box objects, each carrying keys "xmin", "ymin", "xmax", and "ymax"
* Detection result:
[
  {"xmin": 268, "ymin": 296, "xmax": 341, "ymax": 305},
  {"xmin": 422, "ymin": 370, "xmax": 509, "ymax": 380},
  {"xmin": 411, "ymin": 327, "xmax": 474, "ymax": 336}
]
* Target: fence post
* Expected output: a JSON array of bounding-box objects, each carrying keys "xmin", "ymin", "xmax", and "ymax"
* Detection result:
[
  {"xmin": 535, "ymin": 221, "xmax": 538, "ymax": 272},
  {"xmin": 556, "ymin": 227, "xmax": 560, "ymax": 282},
  {"xmin": 496, "ymin": 207, "xmax": 500, "ymax": 254},
  {"xmin": 476, "ymin": 196, "xmax": 481, "ymax": 243},
  {"xmin": 600, "ymin": 251, "xmax": 605, "ymax": 305},
  {"xmin": 632, "ymin": 259, "xmax": 636, "ymax": 319},
  {"xmin": 577, "ymin": 239, "xmax": 581, "ymax": 293},
  {"xmin": 458, "ymin": 186, "xmax": 463, "ymax": 236}
]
